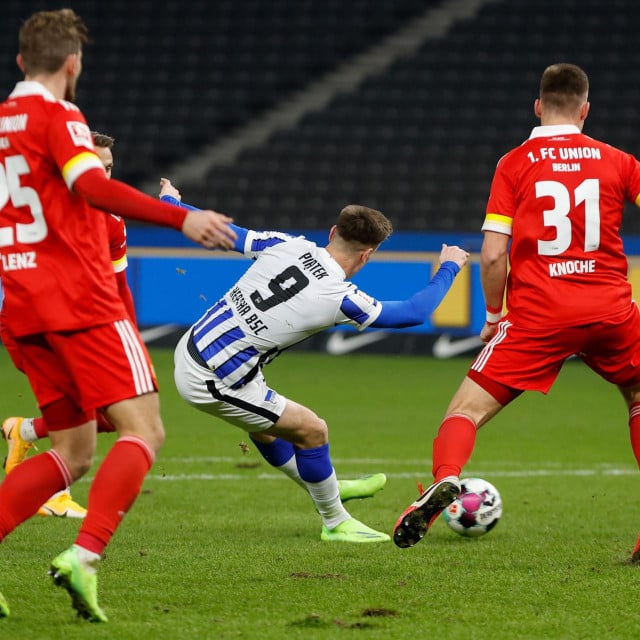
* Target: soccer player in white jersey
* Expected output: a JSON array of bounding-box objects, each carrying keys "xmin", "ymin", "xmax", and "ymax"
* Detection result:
[{"xmin": 162, "ymin": 179, "xmax": 469, "ymax": 542}]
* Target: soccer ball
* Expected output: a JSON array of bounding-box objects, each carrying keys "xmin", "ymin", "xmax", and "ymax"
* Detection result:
[{"xmin": 443, "ymin": 477, "xmax": 502, "ymax": 538}]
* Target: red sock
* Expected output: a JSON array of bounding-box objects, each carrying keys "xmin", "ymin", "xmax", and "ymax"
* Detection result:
[
  {"xmin": 431, "ymin": 414, "xmax": 477, "ymax": 481},
  {"xmin": 75, "ymin": 437, "xmax": 154, "ymax": 555},
  {"xmin": 629, "ymin": 403, "xmax": 640, "ymax": 468},
  {"xmin": 0, "ymin": 451, "xmax": 70, "ymax": 539},
  {"xmin": 33, "ymin": 416, "xmax": 48, "ymax": 438},
  {"xmin": 630, "ymin": 404, "xmax": 640, "ymax": 560}
]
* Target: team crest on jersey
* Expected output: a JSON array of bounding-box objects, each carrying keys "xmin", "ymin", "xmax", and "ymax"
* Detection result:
[{"xmin": 66, "ymin": 121, "xmax": 93, "ymax": 148}]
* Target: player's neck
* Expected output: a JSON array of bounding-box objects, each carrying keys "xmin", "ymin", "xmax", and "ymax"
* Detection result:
[
  {"xmin": 25, "ymin": 73, "xmax": 68, "ymax": 101},
  {"xmin": 326, "ymin": 246, "xmax": 358, "ymax": 278},
  {"xmin": 540, "ymin": 117, "xmax": 581, "ymax": 128}
]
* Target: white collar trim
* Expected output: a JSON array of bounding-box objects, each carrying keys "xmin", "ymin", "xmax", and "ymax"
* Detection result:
[
  {"xmin": 529, "ymin": 124, "xmax": 581, "ymax": 139},
  {"xmin": 9, "ymin": 80, "xmax": 57, "ymax": 102}
]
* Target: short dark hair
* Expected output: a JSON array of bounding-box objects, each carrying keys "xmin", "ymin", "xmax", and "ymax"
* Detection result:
[
  {"xmin": 335, "ymin": 205, "xmax": 393, "ymax": 247},
  {"xmin": 91, "ymin": 131, "xmax": 115, "ymax": 149},
  {"xmin": 19, "ymin": 9, "xmax": 89, "ymax": 75},
  {"xmin": 540, "ymin": 63, "xmax": 589, "ymax": 112}
]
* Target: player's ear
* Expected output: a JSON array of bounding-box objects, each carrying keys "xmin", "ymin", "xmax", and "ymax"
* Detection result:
[
  {"xmin": 533, "ymin": 98, "xmax": 542, "ymax": 118},
  {"xmin": 65, "ymin": 52, "xmax": 79, "ymax": 77},
  {"xmin": 361, "ymin": 246, "xmax": 375, "ymax": 265},
  {"xmin": 328, "ymin": 225, "xmax": 337, "ymax": 242},
  {"xmin": 16, "ymin": 54, "xmax": 25, "ymax": 73},
  {"xmin": 580, "ymin": 101, "xmax": 590, "ymax": 121}
]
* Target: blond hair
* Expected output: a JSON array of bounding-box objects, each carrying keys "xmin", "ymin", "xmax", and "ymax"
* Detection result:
[{"xmin": 19, "ymin": 9, "xmax": 89, "ymax": 75}]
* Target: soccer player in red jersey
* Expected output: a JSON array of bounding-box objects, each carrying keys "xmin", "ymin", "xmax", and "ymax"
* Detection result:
[
  {"xmin": 393, "ymin": 63, "xmax": 640, "ymax": 559},
  {"xmin": 2, "ymin": 132, "xmax": 135, "ymax": 519},
  {"xmin": 0, "ymin": 9, "xmax": 236, "ymax": 621},
  {"xmin": 95, "ymin": 132, "xmax": 137, "ymax": 324}
]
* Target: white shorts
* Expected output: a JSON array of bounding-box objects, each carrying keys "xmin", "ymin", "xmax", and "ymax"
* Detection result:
[{"xmin": 173, "ymin": 330, "xmax": 288, "ymax": 431}]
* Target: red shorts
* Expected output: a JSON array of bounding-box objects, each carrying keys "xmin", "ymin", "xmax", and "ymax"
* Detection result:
[
  {"xmin": 12, "ymin": 319, "xmax": 158, "ymax": 424},
  {"xmin": 470, "ymin": 303, "xmax": 640, "ymax": 394},
  {"xmin": 0, "ymin": 322, "xmax": 22, "ymax": 371}
]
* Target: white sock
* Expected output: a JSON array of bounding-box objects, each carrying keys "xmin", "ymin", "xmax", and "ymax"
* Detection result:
[
  {"xmin": 276, "ymin": 456, "xmax": 306, "ymax": 489},
  {"xmin": 304, "ymin": 470, "xmax": 349, "ymax": 529},
  {"xmin": 72, "ymin": 544, "xmax": 101, "ymax": 573},
  {"xmin": 19, "ymin": 417, "xmax": 38, "ymax": 443}
]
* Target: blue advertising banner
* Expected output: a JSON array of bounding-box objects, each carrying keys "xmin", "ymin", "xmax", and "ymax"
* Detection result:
[
  {"xmin": 127, "ymin": 250, "xmax": 485, "ymax": 335},
  {"xmin": 124, "ymin": 229, "xmax": 640, "ymax": 357}
]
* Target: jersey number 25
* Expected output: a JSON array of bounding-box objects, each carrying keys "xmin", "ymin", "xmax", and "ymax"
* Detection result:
[{"xmin": 0, "ymin": 155, "xmax": 47, "ymax": 247}]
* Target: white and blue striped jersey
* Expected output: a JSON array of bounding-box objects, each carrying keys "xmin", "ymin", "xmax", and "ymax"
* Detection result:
[{"xmin": 190, "ymin": 231, "xmax": 382, "ymax": 388}]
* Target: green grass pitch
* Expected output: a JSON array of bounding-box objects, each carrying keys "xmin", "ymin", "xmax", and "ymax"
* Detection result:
[{"xmin": 1, "ymin": 346, "xmax": 640, "ymax": 639}]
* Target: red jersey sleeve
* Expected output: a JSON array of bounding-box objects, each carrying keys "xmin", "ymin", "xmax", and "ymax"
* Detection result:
[
  {"xmin": 47, "ymin": 108, "xmax": 105, "ymax": 187},
  {"xmin": 106, "ymin": 213, "xmax": 128, "ymax": 273},
  {"xmin": 621, "ymin": 151, "xmax": 640, "ymax": 206},
  {"xmin": 105, "ymin": 214, "xmax": 136, "ymax": 322},
  {"xmin": 73, "ymin": 169, "xmax": 188, "ymax": 230},
  {"xmin": 483, "ymin": 154, "xmax": 516, "ymax": 236}
]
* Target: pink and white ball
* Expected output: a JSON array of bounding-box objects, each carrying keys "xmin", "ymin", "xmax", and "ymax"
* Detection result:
[{"xmin": 443, "ymin": 477, "xmax": 502, "ymax": 538}]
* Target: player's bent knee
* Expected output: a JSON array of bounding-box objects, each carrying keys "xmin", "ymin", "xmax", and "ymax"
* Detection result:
[
  {"xmin": 620, "ymin": 385, "xmax": 640, "ymax": 407},
  {"xmin": 119, "ymin": 422, "xmax": 165, "ymax": 454},
  {"xmin": 302, "ymin": 417, "xmax": 328, "ymax": 448},
  {"xmin": 148, "ymin": 425, "xmax": 165, "ymax": 453},
  {"xmin": 62, "ymin": 451, "xmax": 94, "ymax": 480}
]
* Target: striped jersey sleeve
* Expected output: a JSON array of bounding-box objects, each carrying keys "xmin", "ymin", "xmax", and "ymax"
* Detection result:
[
  {"xmin": 243, "ymin": 230, "xmax": 300, "ymax": 258},
  {"xmin": 337, "ymin": 286, "xmax": 382, "ymax": 330}
]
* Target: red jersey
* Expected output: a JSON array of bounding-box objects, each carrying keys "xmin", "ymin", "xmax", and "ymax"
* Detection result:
[
  {"xmin": 106, "ymin": 213, "xmax": 127, "ymax": 273},
  {"xmin": 483, "ymin": 124, "xmax": 640, "ymax": 329},
  {"xmin": 106, "ymin": 212, "xmax": 136, "ymax": 322},
  {"xmin": 0, "ymin": 81, "xmax": 126, "ymax": 336}
]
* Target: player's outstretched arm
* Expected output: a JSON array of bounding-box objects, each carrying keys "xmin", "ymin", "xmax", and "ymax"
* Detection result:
[
  {"xmin": 371, "ymin": 244, "xmax": 470, "ymax": 329},
  {"xmin": 181, "ymin": 210, "xmax": 236, "ymax": 250},
  {"xmin": 73, "ymin": 169, "xmax": 237, "ymax": 250},
  {"xmin": 439, "ymin": 244, "xmax": 469, "ymax": 271},
  {"xmin": 159, "ymin": 178, "xmax": 248, "ymax": 253},
  {"xmin": 159, "ymin": 177, "xmax": 183, "ymax": 202}
]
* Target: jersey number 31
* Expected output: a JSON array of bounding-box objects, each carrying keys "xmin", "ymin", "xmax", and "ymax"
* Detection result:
[{"xmin": 537, "ymin": 178, "xmax": 599, "ymax": 256}]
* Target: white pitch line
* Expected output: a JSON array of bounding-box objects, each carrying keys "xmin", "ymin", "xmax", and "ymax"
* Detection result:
[
  {"xmin": 139, "ymin": 468, "xmax": 639, "ymax": 482},
  {"xmin": 139, "ymin": 324, "xmax": 179, "ymax": 343},
  {"xmin": 160, "ymin": 456, "xmax": 431, "ymax": 465},
  {"xmin": 151, "ymin": 456, "xmax": 639, "ymax": 472},
  {"xmin": 78, "ymin": 456, "xmax": 639, "ymax": 482}
]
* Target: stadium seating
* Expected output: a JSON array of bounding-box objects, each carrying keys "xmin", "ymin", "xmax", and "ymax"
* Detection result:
[
  {"xmin": 2, "ymin": 0, "xmax": 639, "ymax": 234},
  {"xmin": 183, "ymin": 0, "xmax": 640, "ymax": 234}
]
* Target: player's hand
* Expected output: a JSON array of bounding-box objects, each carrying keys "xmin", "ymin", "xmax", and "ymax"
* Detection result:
[
  {"xmin": 182, "ymin": 210, "xmax": 237, "ymax": 250},
  {"xmin": 480, "ymin": 321, "xmax": 498, "ymax": 343},
  {"xmin": 439, "ymin": 244, "xmax": 469, "ymax": 269},
  {"xmin": 159, "ymin": 177, "xmax": 181, "ymax": 200}
]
